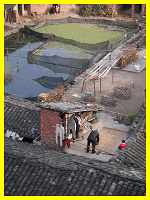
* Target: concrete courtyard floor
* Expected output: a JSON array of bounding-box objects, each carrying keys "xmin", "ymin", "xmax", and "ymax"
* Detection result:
[
  {"xmin": 63, "ymin": 52, "xmax": 145, "ymax": 161},
  {"xmin": 65, "ymin": 112, "xmax": 129, "ymax": 161}
]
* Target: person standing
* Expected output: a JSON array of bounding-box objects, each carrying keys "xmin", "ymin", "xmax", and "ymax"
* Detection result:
[
  {"xmin": 118, "ymin": 140, "xmax": 127, "ymax": 150},
  {"xmin": 56, "ymin": 123, "xmax": 65, "ymax": 148},
  {"xmin": 74, "ymin": 114, "xmax": 81, "ymax": 139},
  {"xmin": 87, "ymin": 127, "xmax": 99, "ymax": 153}
]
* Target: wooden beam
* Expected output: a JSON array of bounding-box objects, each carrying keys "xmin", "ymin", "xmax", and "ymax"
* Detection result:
[
  {"xmin": 99, "ymin": 78, "xmax": 102, "ymax": 93},
  {"xmin": 81, "ymin": 79, "xmax": 85, "ymax": 93},
  {"xmin": 131, "ymin": 4, "xmax": 135, "ymax": 18},
  {"xmin": 141, "ymin": 4, "xmax": 146, "ymax": 16},
  {"xmin": 112, "ymin": 69, "xmax": 114, "ymax": 84},
  {"xmin": 65, "ymin": 114, "xmax": 68, "ymax": 136},
  {"xmin": 93, "ymin": 80, "xmax": 96, "ymax": 96}
]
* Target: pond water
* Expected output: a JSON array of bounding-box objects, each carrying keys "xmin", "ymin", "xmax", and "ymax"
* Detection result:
[
  {"xmin": 5, "ymin": 41, "xmax": 70, "ymax": 98},
  {"xmin": 5, "ymin": 23, "xmax": 124, "ymax": 99},
  {"xmin": 36, "ymin": 41, "xmax": 94, "ymax": 59},
  {"xmin": 37, "ymin": 23, "xmax": 124, "ymax": 44},
  {"xmin": 31, "ymin": 40, "xmax": 95, "ymax": 76}
]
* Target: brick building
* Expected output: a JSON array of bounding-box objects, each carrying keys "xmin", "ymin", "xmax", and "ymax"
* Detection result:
[
  {"xmin": 5, "ymin": 4, "xmax": 146, "ymax": 23},
  {"xmin": 4, "ymin": 4, "xmax": 75, "ymax": 23},
  {"xmin": 5, "ymin": 95, "xmax": 62, "ymax": 148},
  {"xmin": 5, "ymin": 95, "xmax": 98, "ymax": 148}
]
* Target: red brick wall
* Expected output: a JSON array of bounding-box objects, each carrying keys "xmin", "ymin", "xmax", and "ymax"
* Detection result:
[{"xmin": 40, "ymin": 109, "xmax": 61, "ymax": 148}]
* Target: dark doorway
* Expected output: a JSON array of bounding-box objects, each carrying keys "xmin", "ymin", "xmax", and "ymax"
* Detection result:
[
  {"xmin": 24, "ymin": 4, "xmax": 31, "ymax": 15},
  {"xmin": 135, "ymin": 4, "xmax": 142, "ymax": 13},
  {"xmin": 121, "ymin": 4, "xmax": 131, "ymax": 11},
  {"xmin": 18, "ymin": 4, "xmax": 22, "ymax": 16},
  {"xmin": 119, "ymin": 4, "xmax": 142, "ymax": 16}
]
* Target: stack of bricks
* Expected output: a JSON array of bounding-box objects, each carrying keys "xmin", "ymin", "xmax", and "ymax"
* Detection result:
[
  {"xmin": 113, "ymin": 86, "xmax": 131, "ymax": 100},
  {"xmin": 100, "ymin": 95, "xmax": 117, "ymax": 107}
]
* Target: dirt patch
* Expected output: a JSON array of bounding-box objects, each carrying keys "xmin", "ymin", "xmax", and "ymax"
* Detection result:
[{"xmin": 98, "ymin": 127, "xmax": 127, "ymax": 154}]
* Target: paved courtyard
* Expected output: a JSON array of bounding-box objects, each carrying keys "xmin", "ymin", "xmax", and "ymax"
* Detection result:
[{"xmin": 65, "ymin": 111, "xmax": 129, "ymax": 161}]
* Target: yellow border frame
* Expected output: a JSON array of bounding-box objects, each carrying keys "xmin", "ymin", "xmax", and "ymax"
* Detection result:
[{"xmin": 0, "ymin": 1, "xmax": 148, "ymax": 199}]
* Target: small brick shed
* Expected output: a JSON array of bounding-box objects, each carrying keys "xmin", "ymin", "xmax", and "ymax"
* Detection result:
[{"xmin": 5, "ymin": 95, "xmax": 101, "ymax": 149}]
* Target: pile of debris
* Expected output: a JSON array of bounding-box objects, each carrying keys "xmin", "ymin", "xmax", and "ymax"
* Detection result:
[
  {"xmin": 100, "ymin": 95, "xmax": 116, "ymax": 107},
  {"xmin": 82, "ymin": 92, "xmax": 96, "ymax": 102},
  {"xmin": 113, "ymin": 85, "xmax": 131, "ymax": 100},
  {"xmin": 117, "ymin": 47, "xmax": 138, "ymax": 69},
  {"xmin": 38, "ymin": 85, "xmax": 65, "ymax": 102}
]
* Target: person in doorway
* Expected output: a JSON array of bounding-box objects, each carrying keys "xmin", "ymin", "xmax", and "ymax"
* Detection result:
[
  {"xmin": 118, "ymin": 140, "xmax": 127, "ymax": 150},
  {"xmin": 52, "ymin": 4, "xmax": 60, "ymax": 14},
  {"xmin": 87, "ymin": 126, "xmax": 99, "ymax": 153},
  {"xmin": 63, "ymin": 129, "xmax": 73, "ymax": 148},
  {"xmin": 56, "ymin": 4, "xmax": 60, "ymax": 14},
  {"xmin": 74, "ymin": 114, "xmax": 81, "ymax": 139}
]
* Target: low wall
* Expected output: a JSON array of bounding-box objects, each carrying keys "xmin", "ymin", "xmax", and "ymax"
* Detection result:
[
  {"xmin": 20, "ymin": 26, "xmax": 55, "ymax": 40},
  {"xmin": 44, "ymin": 16, "xmax": 137, "ymax": 29}
]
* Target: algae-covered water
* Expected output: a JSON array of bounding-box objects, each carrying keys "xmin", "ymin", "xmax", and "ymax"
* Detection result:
[
  {"xmin": 37, "ymin": 23, "xmax": 124, "ymax": 44},
  {"xmin": 30, "ymin": 40, "xmax": 94, "ymax": 80},
  {"xmin": 36, "ymin": 41, "xmax": 94, "ymax": 59},
  {"xmin": 5, "ymin": 23, "xmax": 124, "ymax": 99}
]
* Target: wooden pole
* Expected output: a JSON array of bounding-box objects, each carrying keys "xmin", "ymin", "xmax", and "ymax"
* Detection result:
[
  {"xmin": 131, "ymin": 4, "xmax": 135, "ymax": 18},
  {"xmin": 141, "ymin": 5, "xmax": 146, "ymax": 16},
  {"xmin": 109, "ymin": 53, "xmax": 114, "ymax": 84},
  {"xmin": 6, "ymin": 48, "xmax": 9, "ymax": 61},
  {"xmin": 81, "ymin": 79, "xmax": 85, "ymax": 93},
  {"xmin": 93, "ymin": 80, "xmax": 96, "ymax": 96},
  {"xmin": 65, "ymin": 114, "xmax": 68, "ymax": 136},
  {"xmin": 112, "ymin": 69, "xmax": 114, "ymax": 84},
  {"xmin": 99, "ymin": 78, "xmax": 102, "ymax": 93}
]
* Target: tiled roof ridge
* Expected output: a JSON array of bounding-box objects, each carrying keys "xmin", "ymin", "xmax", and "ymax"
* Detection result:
[
  {"xmin": 115, "ymin": 103, "xmax": 145, "ymax": 171},
  {"xmin": 5, "ymin": 95, "xmax": 40, "ymax": 111},
  {"xmin": 5, "ymin": 138, "xmax": 145, "ymax": 182}
]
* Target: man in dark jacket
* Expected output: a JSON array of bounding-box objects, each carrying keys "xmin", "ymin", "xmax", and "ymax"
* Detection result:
[{"xmin": 87, "ymin": 127, "xmax": 99, "ymax": 153}]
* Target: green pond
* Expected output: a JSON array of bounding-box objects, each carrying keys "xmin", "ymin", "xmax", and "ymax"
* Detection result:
[
  {"xmin": 5, "ymin": 23, "xmax": 125, "ymax": 99},
  {"xmin": 36, "ymin": 41, "xmax": 94, "ymax": 59},
  {"xmin": 36, "ymin": 23, "xmax": 124, "ymax": 44}
]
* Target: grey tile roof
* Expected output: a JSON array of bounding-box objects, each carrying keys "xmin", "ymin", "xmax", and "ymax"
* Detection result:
[
  {"xmin": 5, "ymin": 138, "xmax": 145, "ymax": 196},
  {"xmin": 117, "ymin": 132, "xmax": 145, "ymax": 170},
  {"xmin": 116, "ymin": 104, "xmax": 146, "ymax": 170},
  {"xmin": 5, "ymin": 95, "xmax": 41, "ymax": 139},
  {"xmin": 38, "ymin": 101, "xmax": 103, "ymax": 113}
]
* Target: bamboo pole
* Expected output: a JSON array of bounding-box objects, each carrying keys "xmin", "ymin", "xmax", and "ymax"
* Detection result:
[
  {"xmin": 99, "ymin": 78, "xmax": 102, "ymax": 93},
  {"xmin": 93, "ymin": 80, "xmax": 96, "ymax": 96},
  {"xmin": 81, "ymin": 79, "xmax": 85, "ymax": 93}
]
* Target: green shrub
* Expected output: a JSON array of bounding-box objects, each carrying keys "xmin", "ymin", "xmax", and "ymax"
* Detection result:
[
  {"xmin": 78, "ymin": 5, "xmax": 93, "ymax": 17},
  {"xmin": 77, "ymin": 4, "xmax": 113, "ymax": 17},
  {"xmin": 127, "ymin": 113, "xmax": 136, "ymax": 124},
  {"xmin": 91, "ymin": 5, "xmax": 105, "ymax": 16}
]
